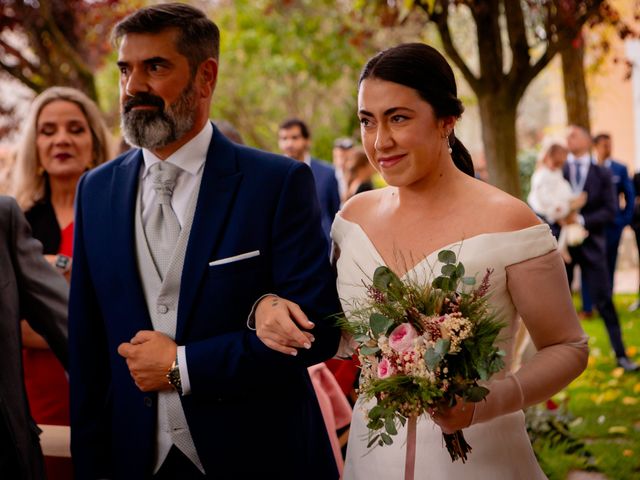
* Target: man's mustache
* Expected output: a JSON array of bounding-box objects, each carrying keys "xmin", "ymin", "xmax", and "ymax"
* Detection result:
[{"xmin": 123, "ymin": 93, "xmax": 165, "ymax": 113}]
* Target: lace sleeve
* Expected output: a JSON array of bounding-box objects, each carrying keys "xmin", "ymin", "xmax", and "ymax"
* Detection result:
[{"xmin": 471, "ymin": 250, "xmax": 588, "ymax": 425}]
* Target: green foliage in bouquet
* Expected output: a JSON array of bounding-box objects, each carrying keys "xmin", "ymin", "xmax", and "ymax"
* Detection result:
[{"xmin": 342, "ymin": 249, "xmax": 506, "ymax": 461}]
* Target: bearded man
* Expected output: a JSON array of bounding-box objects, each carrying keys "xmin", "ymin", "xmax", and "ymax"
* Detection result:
[{"xmin": 68, "ymin": 4, "xmax": 341, "ymax": 479}]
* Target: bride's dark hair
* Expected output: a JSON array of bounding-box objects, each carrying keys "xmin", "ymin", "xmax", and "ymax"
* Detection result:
[{"xmin": 359, "ymin": 43, "xmax": 474, "ymax": 177}]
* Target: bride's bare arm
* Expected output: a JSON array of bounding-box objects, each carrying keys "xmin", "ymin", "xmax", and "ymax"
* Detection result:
[{"xmin": 470, "ymin": 249, "xmax": 588, "ymax": 425}]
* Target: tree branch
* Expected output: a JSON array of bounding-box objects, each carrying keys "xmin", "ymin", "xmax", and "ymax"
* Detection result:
[
  {"xmin": 427, "ymin": 1, "xmax": 481, "ymax": 93},
  {"xmin": 0, "ymin": 60, "xmax": 43, "ymax": 93},
  {"xmin": 468, "ymin": 0, "xmax": 503, "ymax": 86},
  {"xmin": 503, "ymin": 0, "xmax": 530, "ymax": 82}
]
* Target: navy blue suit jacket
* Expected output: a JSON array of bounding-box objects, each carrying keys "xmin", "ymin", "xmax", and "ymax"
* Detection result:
[
  {"xmin": 69, "ymin": 126, "xmax": 341, "ymax": 479},
  {"xmin": 309, "ymin": 158, "xmax": 340, "ymax": 242},
  {"xmin": 562, "ymin": 161, "xmax": 616, "ymax": 264},
  {"xmin": 603, "ymin": 159, "xmax": 635, "ymax": 228}
]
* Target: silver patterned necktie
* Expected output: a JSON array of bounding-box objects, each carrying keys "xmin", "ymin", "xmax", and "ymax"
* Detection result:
[
  {"xmin": 144, "ymin": 162, "xmax": 203, "ymax": 470},
  {"xmin": 145, "ymin": 161, "xmax": 182, "ymax": 279}
]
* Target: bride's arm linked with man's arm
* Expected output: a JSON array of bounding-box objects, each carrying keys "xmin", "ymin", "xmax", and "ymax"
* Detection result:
[{"xmin": 255, "ymin": 246, "xmax": 589, "ymax": 429}]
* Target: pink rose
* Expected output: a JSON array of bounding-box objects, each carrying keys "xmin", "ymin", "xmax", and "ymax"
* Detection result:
[
  {"xmin": 377, "ymin": 357, "xmax": 396, "ymax": 379},
  {"xmin": 388, "ymin": 323, "xmax": 418, "ymax": 353}
]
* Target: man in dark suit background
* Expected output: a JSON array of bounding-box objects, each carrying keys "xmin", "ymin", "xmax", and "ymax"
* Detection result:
[
  {"xmin": 594, "ymin": 133, "xmax": 635, "ymax": 283},
  {"xmin": 278, "ymin": 118, "xmax": 341, "ymax": 243},
  {"xmin": 69, "ymin": 4, "xmax": 341, "ymax": 479},
  {"xmin": 630, "ymin": 171, "xmax": 640, "ymax": 312},
  {"xmin": 562, "ymin": 125, "xmax": 638, "ymax": 372},
  {"xmin": 0, "ymin": 195, "xmax": 68, "ymax": 479},
  {"xmin": 580, "ymin": 133, "xmax": 635, "ymax": 316}
]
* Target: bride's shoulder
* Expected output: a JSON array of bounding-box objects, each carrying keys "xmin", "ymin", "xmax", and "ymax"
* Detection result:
[
  {"xmin": 340, "ymin": 188, "xmax": 387, "ymax": 223},
  {"xmin": 472, "ymin": 180, "xmax": 541, "ymax": 232}
]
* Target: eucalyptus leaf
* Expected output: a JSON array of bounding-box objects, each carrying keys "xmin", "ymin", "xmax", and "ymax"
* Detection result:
[
  {"xmin": 432, "ymin": 276, "xmax": 451, "ymax": 291},
  {"xmin": 456, "ymin": 263, "xmax": 465, "ymax": 277},
  {"xmin": 424, "ymin": 347, "xmax": 441, "ymax": 371},
  {"xmin": 462, "ymin": 276, "xmax": 476, "ymax": 286},
  {"xmin": 441, "ymin": 264, "xmax": 456, "ymax": 277},
  {"xmin": 369, "ymin": 405, "xmax": 385, "ymax": 420},
  {"xmin": 370, "ymin": 313, "xmax": 394, "ymax": 337},
  {"xmin": 380, "ymin": 433, "xmax": 394, "ymax": 445},
  {"xmin": 354, "ymin": 334, "xmax": 371, "ymax": 344},
  {"xmin": 360, "ymin": 345, "xmax": 380, "ymax": 356},
  {"xmin": 434, "ymin": 338, "xmax": 451, "ymax": 356},
  {"xmin": 373, "ymin": 266, "xmax": 400, "ymax": 291},
  {"xmin": 367, "ymin": 435, "xmax": 380, "ymax": 448},
  {"xmin": 385, "ymin": 417, "xmax": 398, "ymax": 436},
  {"xmin": 465, "ymin": 385, "xmax": 490, "ymax": 402},
  {"xmin": 438, "ymin": 250, "xmax": 457, "ymax": 265},
  {"xmin": 367, "ymin": 418, "xmax": 384, "ymax": 430}
]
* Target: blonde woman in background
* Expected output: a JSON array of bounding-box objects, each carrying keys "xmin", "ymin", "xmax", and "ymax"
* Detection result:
[{"xmin": 11, "ymin": 86, "xmax": 114, "ymax": 480}]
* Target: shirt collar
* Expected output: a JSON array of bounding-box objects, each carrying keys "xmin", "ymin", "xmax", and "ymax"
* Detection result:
[
  {"xmin": 303, "ymin": 152, "xmax": 311, "ymax": 167},
  {"xmin": 141, "ymin": 122, "xmax": 212, "ymax": 178},
  {"xmin": 568, "ymin": 152, "xmax": 592, "ymax": 166}
]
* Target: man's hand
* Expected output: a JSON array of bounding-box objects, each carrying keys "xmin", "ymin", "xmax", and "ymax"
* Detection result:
[
  {"xmin": 255, "ymin": 296, "xmax": 315, "ymax": 356},
  {"xmin": 117, "ymin": 331, "xmax": 177, "ymax": 392}
]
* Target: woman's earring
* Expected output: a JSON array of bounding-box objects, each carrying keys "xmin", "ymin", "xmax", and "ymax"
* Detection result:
[
  {"xmin": 37, "ymin": 165, "xmax": 44, "ymax": 176},
  {"xmin": 446, "ymin": 132, "xmax": 452, "ymax": 154}
]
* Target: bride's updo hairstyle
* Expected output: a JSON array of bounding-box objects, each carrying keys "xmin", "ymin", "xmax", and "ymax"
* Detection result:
[{"xmin": 359, "ymin": 43, "xmax": 474, "ymax": 177}]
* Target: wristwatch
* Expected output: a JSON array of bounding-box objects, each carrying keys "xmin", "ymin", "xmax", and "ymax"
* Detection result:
[
  {"xmin": 166, "ymin": 356, "xmax": 182, "ymax": 395},
  {"xmin": 55, "ymin": 254, "xmax": 71, "ymax": 273}
]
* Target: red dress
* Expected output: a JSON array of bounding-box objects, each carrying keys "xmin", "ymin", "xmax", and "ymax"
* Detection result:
[{"xmin": 22, "ymin": 222, "xmax": 73, "ymax": 479}]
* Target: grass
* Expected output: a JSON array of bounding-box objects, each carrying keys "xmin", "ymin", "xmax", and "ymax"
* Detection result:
[{"xmin": 533, "ymin": 293, "xmax": 640, "ymax": 479}]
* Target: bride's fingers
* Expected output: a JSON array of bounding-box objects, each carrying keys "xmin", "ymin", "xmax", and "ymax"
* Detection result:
[{"xmin": 260, "ymin": 336, "xmax": 299, "ymax": 356}]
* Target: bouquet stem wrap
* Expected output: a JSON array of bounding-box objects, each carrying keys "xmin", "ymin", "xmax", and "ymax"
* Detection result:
[{"xmin": 404, "ymin": 416, "xmax": 417, "ymax": 480}]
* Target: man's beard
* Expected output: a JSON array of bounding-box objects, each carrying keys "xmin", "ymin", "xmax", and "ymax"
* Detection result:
[{"xmin": 120, "ymin": 84, "xmax": 196, "ymax": 150}]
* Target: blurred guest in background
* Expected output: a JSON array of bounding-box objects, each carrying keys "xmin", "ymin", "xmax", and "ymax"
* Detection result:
[
  {"xmin": 213, "ymin": 119, "xmax": 244, "ymax": 145},
  {"xmin": 0, "ymin": 195, "xmax": 69, "ymax": 480},
  {"xmin": 278, "ymin": 118, "xmax": 340, "ymax": 243},
  {"xmin": 344, "ymin": 146, "xmax": 375, "ymax": 200},
  {"xmin": 594, "ymin": 133, "xmax": 634, "ymax": 284},
  {"xmin": 563, "ymin": 125, "xmax": 638, "ymax": 372},
  {"xmin": 332, "ymin": 137, "xmax": 354, "ymax": 202},
  {"xmin": 527, "ymin": 138, "xmax": 587, "ymax": 262},
  {"xmin": 11, "ymin": 86, "xmax": 114, "ymax": 478}
]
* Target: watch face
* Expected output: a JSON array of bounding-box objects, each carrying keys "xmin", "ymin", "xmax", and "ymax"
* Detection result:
[{"xmin": 55, "ymin": 255, "xmax": 70, "ymax": 270}]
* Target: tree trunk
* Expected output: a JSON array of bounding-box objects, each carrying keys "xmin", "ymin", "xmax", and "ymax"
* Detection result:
[
  {"xmin": 477, "ymin": 92, "xmax": 520, "ymax": 197},
  {"xmin": 561, "ymin": 33, "xmax": 591, "ymax": 131}
]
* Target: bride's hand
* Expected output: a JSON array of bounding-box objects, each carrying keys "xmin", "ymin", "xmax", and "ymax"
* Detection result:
[
  {"xmin": 430, "ymin": 400, "xmax": 475, "ymax": 434},
  {"xmin": 255, "ymin": 295, "xmax": 315, "ymax": 356}
]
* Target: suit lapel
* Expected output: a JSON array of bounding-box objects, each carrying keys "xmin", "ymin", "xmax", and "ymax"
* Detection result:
[
  {"xmin": 177, "ymin": 127, "xmax": 243, "ymax": 340},
  {"xmin": 111, "ymin": 150, "xmax": 152, "ymax": 328}
]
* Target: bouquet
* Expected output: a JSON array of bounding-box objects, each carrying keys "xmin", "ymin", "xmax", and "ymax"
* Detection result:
[{"xmin": 342, "ymin": 249, "xmax": 505, "ymax": 477}]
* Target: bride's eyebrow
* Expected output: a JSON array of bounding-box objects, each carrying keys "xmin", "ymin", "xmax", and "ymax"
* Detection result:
[{"xmin": 358, "ymin": 107, "xmax": 414, "ymax": 117}]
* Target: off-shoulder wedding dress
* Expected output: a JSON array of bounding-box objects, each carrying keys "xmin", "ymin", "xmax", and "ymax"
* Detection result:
[{"xmin": 332, "ymin": 214, "xmax": 588, "ymax": 479}]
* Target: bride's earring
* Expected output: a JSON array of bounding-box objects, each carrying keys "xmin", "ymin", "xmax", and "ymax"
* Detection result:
[{"xmin": 444, "ymin": 130, "xmax": 452, "ymax": 154}]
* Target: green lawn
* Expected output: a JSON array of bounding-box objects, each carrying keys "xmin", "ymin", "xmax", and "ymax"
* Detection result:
[{"xmin": 533, "ymin": 294, "xmax": 640, "ymax": 479}]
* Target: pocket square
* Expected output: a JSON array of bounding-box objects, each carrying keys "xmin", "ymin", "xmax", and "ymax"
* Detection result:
[{"xmin": 208, "ymin": 250, "xmax": 260, "ymax": 267}]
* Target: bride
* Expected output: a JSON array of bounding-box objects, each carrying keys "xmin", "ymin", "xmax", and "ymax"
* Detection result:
[{"xmin": 254, "ymin": 43, "xmax": 588, "ymax": 479}]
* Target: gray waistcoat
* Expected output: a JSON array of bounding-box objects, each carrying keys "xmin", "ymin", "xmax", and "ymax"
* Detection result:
[{"xmin": 134, "ymin": 177, "xmax": 204, "ymax": 473}]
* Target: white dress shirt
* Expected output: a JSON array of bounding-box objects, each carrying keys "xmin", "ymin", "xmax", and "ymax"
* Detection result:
[
  {"xmin": 567, "ymin": 152, "xmax": 592, "ymax": 194},
  {"xmin": 140, "ymin": 121, "xmax": 212, "ymax": 396}
]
